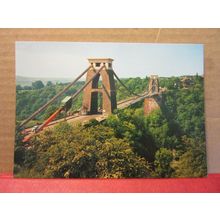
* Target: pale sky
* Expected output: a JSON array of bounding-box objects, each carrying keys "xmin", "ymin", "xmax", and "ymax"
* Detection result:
[{"xmin": 16, "ymin": 42, "xmax": 204, "ymax": 79}]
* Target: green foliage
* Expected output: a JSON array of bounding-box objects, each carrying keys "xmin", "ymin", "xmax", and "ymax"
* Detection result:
[
  {"xmin": 116, "ymin": 77, "xmax": 149, "ymax": 100},
  {"xmin": 16, "ymin": 81, "xmax": 84, "ymax": 122},
  {"xmin": 154, "ymin": 148, "xmax": 174, "ymax": 177},
  {"xmin": 46, "ymin": 81, "xmax": 53, "ymax": 86},
  {"xmin": 95, "ymin": 138, "xmax": 150, "ymax": 178},
  {"xmin": 23, "ymin": 85, "xmax": 32, "ymax": 90},
  {"xmin": 145, "ymin": 110, "xmax": 169, "ymax": 147},
  {"xmin": 171, "ymin": 137, "xmax": 207, "ymax": 177},
  {"xmin": 14, "ymin": 125, "xmax": 25, "ymax": 166},
  {"xmin": 16, "ymin": 85, "xmax": 22, "ymax": 90},
  {"xmin": 17, "ymin": 123, "xmax": 151, "ymax": 178},
  {"xmin": 104, "ymin": 108, "xmax": 156, "ymax": 162},
  {"xmin": 32, "ymin": 80, "xmax": 45, "ymax": 89},
  {"xmin": 15, "ymin": 75, "xmax": 206, "ymax": 178},
  {"xmin": 162, "ymin": 76, "xmax": 205, "ymax": 140}
]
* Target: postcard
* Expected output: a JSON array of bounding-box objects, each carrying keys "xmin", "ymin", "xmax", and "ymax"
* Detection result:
[{"xmin": 14, "ymin": 42, "xmax": 206, "ymax": 178}]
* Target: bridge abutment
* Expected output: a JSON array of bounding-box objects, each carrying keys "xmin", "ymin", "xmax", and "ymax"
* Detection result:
[{"xmin": 144, "ymin": 96, "xmax": 161, "ymax": 115}]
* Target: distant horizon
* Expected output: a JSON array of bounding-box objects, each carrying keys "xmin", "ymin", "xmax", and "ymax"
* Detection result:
[
  {"xmin": 16, "ymin": 73, "xmax": 203, "ymax": 87},
  {"xmin": 17, "ymin": 72, "xmax": 203, "ymax": 80},
  {"xmin": 16, "ymin": 42, "xmax": 204, "ymax": 79}
]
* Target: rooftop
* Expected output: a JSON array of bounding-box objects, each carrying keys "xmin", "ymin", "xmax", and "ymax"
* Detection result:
[{"xmin": 88, "ymin": 58, "xmax": 114, "ymax": 63}]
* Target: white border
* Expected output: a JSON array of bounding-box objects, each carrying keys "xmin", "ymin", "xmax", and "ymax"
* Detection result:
[
  {"xmin": 0, "ymin": 1, "xmax": 219, "ymax": 218},
  {"xmin": 0, "ymin": 194, "xmax": 220, "ymax": 220},
  {"xmin": 0, "ymin": 0, "xmax": 219, "ymax": 27}
]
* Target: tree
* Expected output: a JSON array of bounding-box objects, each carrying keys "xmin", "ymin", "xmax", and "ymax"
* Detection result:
[
  {"xmin": 104, "ymin": 108, "xmax": 156, "ymax": 162},
  {"xmin": 46, "ymin": 81, "xmax": 53, "ymax": 86},
  {"xmin": 154, "ymin": 148, "xmax": 174, "ymax": 177},
  {"xmin": 16, "ymin": 81, "xmax": 84, "ymax": 121},
  {"xmin": 95, "ymin": 138, "xmax": 151, "ymax": 178},
  {"xmin": 144, "ymin": 110, "xmax": 172, "ymax": 148},
  {"xmin": 23, "ymin": 85, "xmax": 32, "ymax": 90},
  {"xmin": 20, "ymin": 123, "xmax": 151, "ymax": 178},
  {"xmin": 172, "ymin": 137, "xmax": 207, "ymax": 177},
  {"xmin": 14, "ymin": 126, "xmax": 25, "ymax": 166},
  {"xmin": 15, "ymin": 75, "xmax": 206, "ymax": 179},
  {"xmin": 32, "ymin": 80, "xmax": 44, "ymax": 89},
  {"xmin": 16, "ymin": 85, "xmax": 22, "ymax": 90}
]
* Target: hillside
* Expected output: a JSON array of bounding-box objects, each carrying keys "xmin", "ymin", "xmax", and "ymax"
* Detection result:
[
  {"xmin": 15, "ymin": 75, "xmax": 206, "ymax": 178},
  {"xmin": 16, "ymin": 75, "xmax": 74, "ymax": 86}
]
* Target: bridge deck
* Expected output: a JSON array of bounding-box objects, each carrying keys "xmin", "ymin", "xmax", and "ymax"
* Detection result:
[{"xmin": 23, "ymin": 92, "xmax": 151, "ymax": 136}]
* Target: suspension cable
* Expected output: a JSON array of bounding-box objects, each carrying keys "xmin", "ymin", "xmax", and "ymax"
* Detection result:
[
  {"xmin": 114, "ymin": 72, "xmax": 157, "ymax": 99},
  {"xmin": 19, "ymin": 65, "xmax": 92, "ymax": 128},
  {"xmin": 19, "ymin": 64, "xmax": 156, "ymax": 129},
  {"xmin": 112, "ymin": 71, "xmax": 143, "ymax": 97},
  {"xmin": 70, "ymin": 65, "xmax": 105, "ymax": 100}
]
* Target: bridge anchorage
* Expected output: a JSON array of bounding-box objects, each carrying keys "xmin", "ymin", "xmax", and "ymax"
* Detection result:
[{"xmin": 20, "ymin": 58, "xmax": 163, "ymax": 142}]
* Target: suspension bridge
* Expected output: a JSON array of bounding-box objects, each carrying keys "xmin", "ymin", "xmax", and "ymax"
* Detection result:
[{"xmin": 20, "ymin": 58, "xmax": 162, "ymax": 142}]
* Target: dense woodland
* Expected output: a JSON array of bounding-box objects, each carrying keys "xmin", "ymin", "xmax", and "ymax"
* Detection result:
[{"xmin": 15, "ymin": 75, "xmax": 207, "ymax": 178}]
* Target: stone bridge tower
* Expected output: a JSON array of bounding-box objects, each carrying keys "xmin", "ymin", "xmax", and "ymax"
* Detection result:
[
  {"xmin": 82, "ymin": 58, "xmax": 117, "ymax": 115},
  {"xmin": 148, "ymin": 75, "xmax": 159, "ymax": 95},
  {"xmin": 144, "ymin": 75, "xmax": 161, "ymax": 115}
]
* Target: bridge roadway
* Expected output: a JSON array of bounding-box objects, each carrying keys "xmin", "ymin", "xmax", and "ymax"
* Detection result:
[{"xmin": 23, "ymin": 92, "xmax": 149, "ymax": 135}]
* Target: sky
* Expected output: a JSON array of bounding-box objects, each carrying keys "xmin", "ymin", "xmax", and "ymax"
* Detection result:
[{"xmin": 16, "ymin": 41, "xmax": 204, "ymax": 79}]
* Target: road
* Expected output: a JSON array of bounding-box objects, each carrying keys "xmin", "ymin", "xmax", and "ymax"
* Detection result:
[{"xmin": 23, "ymin": 93, "xmax": 150, "ymax": 139}]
